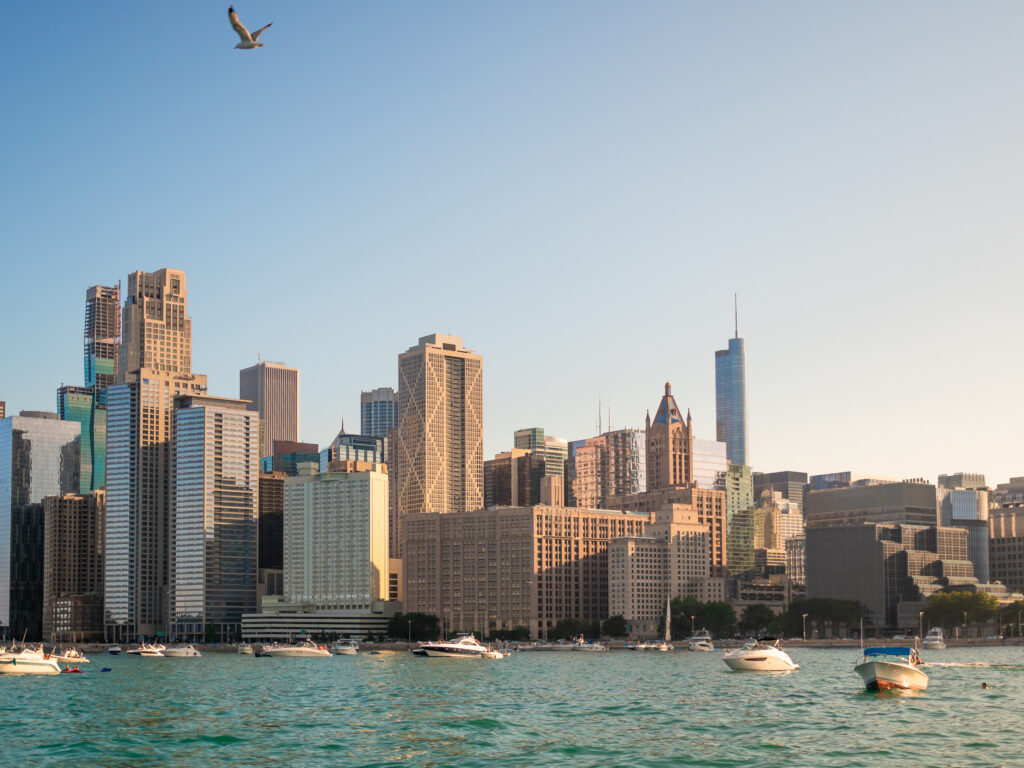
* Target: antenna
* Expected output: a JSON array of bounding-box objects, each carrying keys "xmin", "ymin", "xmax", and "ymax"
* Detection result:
[
  {"xmin": 734, "ymin": 293, "xmax": 738, "ymax": 339},
  {"xmin": 608, "ymin": 406, "xmax": 611, "ymax": 433},
  {"xmin": 597, "ymin": 396, "xmax": 602, "ymax": 436}
]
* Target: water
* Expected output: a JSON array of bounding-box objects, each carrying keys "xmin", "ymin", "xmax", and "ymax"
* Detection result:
[{"xmin": 1, "ymin": 646, "xmax": 1021, "ymax": 766}]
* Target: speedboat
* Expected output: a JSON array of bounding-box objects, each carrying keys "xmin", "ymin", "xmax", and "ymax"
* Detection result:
[
  {"xmin": 237, "ymin": 643, "xmax": 254, "ymax": 655},
  {"xmin": 922, "ymin": 627, "xmax": 946, "ymax": 650},
  {"xmin": 854, "ymin": 647, "xmax": 927, "ymax": 691},
  {"xmin": 331, "ymin": 640, "xmax": 358, "ymax": 656},
  {"xmin": 417, "ymin": 634, "xmax": 490, "ymax": 658},
  {"xmin": 163, "ymin": 644, "xmax": 201, "ymax": 657},
  {"xmin": 107, "ymin": 645, "xmax": 122, "ymax": 655},
  {"xmin": 483, "ymin": 646, "xmax": 508, "ymax": 659},
  {"xmin": 53, "ymin": 647, "xmax": 91, "ymax": 664},
  {"xmin": 688, "ymin": 629, "xmax": 714, "ymax": 652},
  {"xmin": 264, "ymin": 640, "xmax": 332, "ymax": 658},
  {"xmin": 723, "ymin": 638, "xmax": 798, "ymax": 672},
  {"xmin": 0, "ymin": 645, "xmax": 62, "ymax": 675}
]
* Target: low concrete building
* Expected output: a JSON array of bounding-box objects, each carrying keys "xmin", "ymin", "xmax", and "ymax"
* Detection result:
[{"xmin": 805, "ymin": 481, "xmax": 938, "ymax": 529}]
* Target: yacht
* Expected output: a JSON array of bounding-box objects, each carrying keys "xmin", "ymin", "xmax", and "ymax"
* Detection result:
[
  {"xmin": 688, "ymin": 629, "xmax": 714, "ymax": 652},
  {"xmin": 331, "ymin": 640, "xmax": 359, "ymax": 656},
  {"xmin": 854, "ymin": 647, "xmax": 927, "ymax": 691},
  {"xmin": 264, "ymin": 639, "xmax": 332, "ymax": 658},
  {"xmin": 0, "ymin": 645, "xmax": 62, "ymax": 675},
  {"xmin": 482, "ymin": 647, "xmax": 508, "ymax": 660},
  {"xmin": 923, "ymin": 627, "xmax": 946, "ymax": 650},
  {"xmin": 53, "ymin": 647, "xmax": 91, "ymax": 664},
  {"xmin": 723, "ymin": 638, "xmax": 798, "ymax": 672},
  {"xmin": 417, "ymin": 634, "xmax": 490, "ymax": 658},
  {"xmin": 127, "ymin": 643, "xmax": 166, "ymax": 655},
  {"xmin": 571, "ymin": 635, "xmax": 608, "ymax": 652},
  {"xmin": 163, "ymin": 644, "xmax": 201, "ymax": 657}
]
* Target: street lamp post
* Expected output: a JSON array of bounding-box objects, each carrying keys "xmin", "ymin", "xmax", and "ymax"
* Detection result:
[
  {"xmin": 408, "ymin": 619, "xmax": 411, "ymax": 644},
  {"xmin": 919, "ymin": 611, "xmax": 924, "ymax": 640},
  {"xmin": 690, "ymin": 615, "xmax": 695, "ymax": 636},
  {"xmin": 802, "ymin": 613, "xmax": 808, "ymax": 642},
  {"xmin": 963, "ymin": 610, "xmax": 968, "ymax": 640}
]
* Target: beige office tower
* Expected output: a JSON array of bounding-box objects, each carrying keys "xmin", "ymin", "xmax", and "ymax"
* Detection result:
[
  {"xmin": 105, "ymin": 268, "xmax": 207, "ymax": 642},
  {"xmin": 118, "ymin": 269, "xmax": 192, "ymax": 380},
  {"xmin": 239, "ymin": 361, "xmax": 299, "ymax": 460},
  {"xmin": 393, "ymin": 334, "xmax": 483, "ymax": 557}
]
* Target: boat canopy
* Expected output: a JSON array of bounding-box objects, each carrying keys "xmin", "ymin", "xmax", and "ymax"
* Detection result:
[{"xmin": 863, "ymin": 647, "xmax": 913, "ymax": 657}]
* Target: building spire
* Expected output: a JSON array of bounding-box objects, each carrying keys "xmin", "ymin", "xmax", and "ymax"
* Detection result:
[{"xmin": 734, "ymin": 293, "xmax": 738, "ymax": 339}]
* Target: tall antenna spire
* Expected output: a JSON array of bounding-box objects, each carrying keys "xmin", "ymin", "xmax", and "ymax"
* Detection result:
[{"xmin": 734, "ymin": 293, "xmax": 738, "ymax": 339}]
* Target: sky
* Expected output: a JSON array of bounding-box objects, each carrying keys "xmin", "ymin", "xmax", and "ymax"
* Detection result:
[{"xmin": 2, "ymin": 2, "xmax": 1023, "ymax": 485}]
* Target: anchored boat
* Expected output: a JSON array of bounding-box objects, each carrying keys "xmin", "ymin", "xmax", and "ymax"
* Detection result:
[
  {"xmin": 723, "ymin": 638, "xmax": 798, "ymax": 672},
  {"xmin": 854, "ymin": 647, "xmax": 927, "ymax": 691}
]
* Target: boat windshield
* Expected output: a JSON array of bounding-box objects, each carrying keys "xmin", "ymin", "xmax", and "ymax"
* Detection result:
[{"xmin": 863, "ymin": 647, "xmax": 913, "ymax": 657}]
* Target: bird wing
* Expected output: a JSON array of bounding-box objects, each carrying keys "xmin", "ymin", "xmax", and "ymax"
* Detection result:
[
  {"xmin": 229, "ymin": 6, "xmax": 254, "ymax": 43},
  {"xmin": 250, "ymin": 22, "xmax": 272, "ymax": 42}
]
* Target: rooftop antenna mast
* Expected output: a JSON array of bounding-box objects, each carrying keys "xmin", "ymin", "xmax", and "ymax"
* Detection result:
[
  {"xmin": 734, "ymin": 293, "xmax": 739, "ymax": 339},
  {"xmin": 597, "ymin": 396, "xmax": 602, "ymax": 436}
]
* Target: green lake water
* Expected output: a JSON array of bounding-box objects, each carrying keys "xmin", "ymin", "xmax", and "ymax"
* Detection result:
[{"xmin": 1, "ymin": 646, "xmax": 1021, "ymax": 766}]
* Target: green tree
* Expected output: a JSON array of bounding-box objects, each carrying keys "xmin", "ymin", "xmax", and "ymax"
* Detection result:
[
  {"xmin": 702, "ymin": 602, "xmax": 737, "ymax": 639},
  {"xmin": 552, "ymin": 618, "xmax": 595, "ymax": 640},
  {"xmin": 602, "ymin": 615, "xmax": 628, "ymax": 638},
  {"xmin": 204, "ymin": 623, "xmax": 218, "ymax": 644},
  {"xmin": 739, "ymin": 604, "xmax": 777, "ymax": 637},
  {"xmin": 388, "ymin": 612, "xmax": 440, "ymax": 642}
]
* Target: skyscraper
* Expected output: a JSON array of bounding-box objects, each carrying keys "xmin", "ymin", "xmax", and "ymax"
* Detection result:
[
  {"xmin": 726, "ymin": 464, "xmax": 755, "ymax": 577},
  {"xmin": 646, "ymin": 383, "xmax": 693, "ymax": 490},
  {"xmin": 58, "ymin": 385, "xmax": 104, "ymax": 493},
  {"xmin": 360, "ymin": 387, "xmax": 399, "ymax": 439},
  {"xmin": 565, "ymin": 428, "xmax": 646, "ymax": 508},
  {"xmin": 85, "ymin": 285, "xmax": 120, "ymax": 390},
  {"xmin": 239, "ymin": 361, "xmax": 299, "ymax": 461},
  {"xmin": 105, "ymin": 268, "xmax": 207, "ymax": 642},
  {"xmin": 514, "ymin": 428, "xmax": 569, "ymax": 479},
  {"xmin": 393, "ymin": 334, "xmax": 483, "ymax": 557},
  {"xmin": 1, "ymin": 412, "xmax": 82, "ymax": 639},
  {"xmin": 171, "ymin": 395, "xmax": 259, "ymax": 643},
  {"xmin": 715, "ymin": 304, "xmax": 749, "ymax": 466},
  {"xmin": 42, "ymin": 490, "xmax": 105, "ymax": 642}
]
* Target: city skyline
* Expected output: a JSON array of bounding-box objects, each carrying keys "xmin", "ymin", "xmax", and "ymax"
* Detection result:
[{"xmin": 4, "ymin": 3, "xmax": 1024, "ymax": 484}]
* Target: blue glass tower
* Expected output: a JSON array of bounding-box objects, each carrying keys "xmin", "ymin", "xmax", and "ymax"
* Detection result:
[{"xmin": 715, "ymin": 311, "xmax": 749, "ymax": 466}]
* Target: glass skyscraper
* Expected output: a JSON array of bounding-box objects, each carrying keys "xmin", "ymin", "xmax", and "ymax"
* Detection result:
[
  {"xmin": 360, "ymin": 387, "xmax": 398, "ymax": 439},
  {"xmin": 0, "ymin": 412, "xmax": 81, "ymax": 639},
  {"xmin": 715, "ymin": 335, "xmax": 749, "ymax": 466}
]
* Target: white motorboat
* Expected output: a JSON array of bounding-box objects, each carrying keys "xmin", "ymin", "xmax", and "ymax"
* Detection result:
[
  {"xmin": 482, "ymin": 647, "xmax": 508, "ymax": 659},
  {"xmin": 418, "ymin": 634, "xmax": 490, "ymax": 658},
  {"xmin": 163, "ymin": 644, "xmax": 201, "ymax": 657},
  {"xmin": 0, "ymin": 645, "xmax": 62, "ymax": 675},
  {"xmin": 331, "ymin": 640, "xmax": 358, "ymax": 656},
  {"xmin": 688, "ymin": 629, "xmax": 714, "ymax": 652},
  {"xmin": 52, "ymin": 647, "xmax": 91, "ymax": 664},
  {"xmin": 264, "ymin": 640, "xmax": 332, "ymax": 658},
  {"xmin": 922, "ymin": 627, "xmax": 946, "ymax": 650},
  {"xmin": 107, "ymin": 645, "xmax": 122, "ymax": 655},
  {"xmin": 571, "ymin": 635, "xmax": 608, "ymax": 652},
  {"xmin": 723, "ymin": 638, "xmax": 798, "ymax": 672},
  {"xmin": 854, "ymin": 647, "xmax": 927, "ymax": 691},
  {"xmin": 237, "ymin": 643, "xmax": 254, "ymax": 655},
  {"xmin": 127, "ymin": 643, "xmax": 166, "ymax": 655}
]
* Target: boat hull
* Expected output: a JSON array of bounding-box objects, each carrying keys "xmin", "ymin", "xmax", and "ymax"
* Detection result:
[
  {"xmin": 163, "ymin": 647, "xmax": 201, "ymax": 657},
  {"xmin": 333, "ymin": 647, "xmax": 357, "ymax": 656},
  {"xmin": 0, "ymin": 657, "xmax": 61, "ymax": 675},
  {"xmin": 723, "ymin": 652, "xmax": 798, "ymax": 672},
  {"xmin": 922, "ymin": 641, "xmax": 946, "ymax": 650},
  {"xmin": 421, "ymin": 648, "xmax": 485, "ymax": 658},
  {"xmin": 265, "ymin": 648, "xmax": 332, "ymax": 658},
  {"xmin": 855, "ymin": 660, "xmax": 928, "ymax": 691}
]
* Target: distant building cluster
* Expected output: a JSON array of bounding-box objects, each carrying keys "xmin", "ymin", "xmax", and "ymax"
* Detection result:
[{"xmin": 0, "ymin": 267, "xmax": 1020, "ymax": 643}]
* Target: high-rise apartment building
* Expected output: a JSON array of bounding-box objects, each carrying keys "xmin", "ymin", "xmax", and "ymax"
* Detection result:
[
  {"xmin": 171, "ymin": 395, "xmax": 259, "ymax": 643},
  {"xmin": 85, "ymin": 285, "xmax": 121, "ymax": 389},
  {"xmin": 240, "ymin": 361, "xmax": 299, "ymax": 461},
  {"xmin": 105, "ymin": 268, "xmax": 207, "ymax": 642},
  {"xmin": 360, "ymin": 387, "xmax": 398, "ymax": 440},
  {"xmin": 514, "ymin": 428, "xmax": 569, "ymax": 479},
  {"xmin": 42, "ymin": 490, "xmax": 105, "ymax": 642},
  {"xmin": 283, "ymin": 462, "xmax": 389, "ymax": 610},
  {"xmin": 258, "ymin": 472, "xmax": 285, "ymax": 571},
  {"xmin": 393, "ymin": 334, "xmax": 483, "ymax": 557},
  {"xmin": 726, "ymin": 464, "xmax": 755, "ymax": 577},
  {"xmin": 566, "ymin": 428, "xmax": 646, "ymax": 509},
  {"xmin": 402, "ymin": 505, "xmax": 648, "ymax": 638},
  {"xmin": 714, "ymin": 318, "xmax": 749, "ymax": 466},
  {"xmin": 1, "ymin": 412, "xmax": 81, "ymax": 639}
]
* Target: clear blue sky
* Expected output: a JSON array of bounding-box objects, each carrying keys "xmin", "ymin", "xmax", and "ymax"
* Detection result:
[{"xmin": 2, "ymin": 2, "xmax": 1022, "ymax": 485}]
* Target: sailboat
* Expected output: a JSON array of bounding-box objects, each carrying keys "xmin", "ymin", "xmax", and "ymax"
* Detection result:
[{"xmin": 658, "ymin": 596, "xmax": 674, "ymax": 651}]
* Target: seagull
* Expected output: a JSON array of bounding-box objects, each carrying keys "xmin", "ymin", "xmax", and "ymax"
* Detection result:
[{"xmin": 229, "ymin": 6, "xmax": 272, "ymax": 50}]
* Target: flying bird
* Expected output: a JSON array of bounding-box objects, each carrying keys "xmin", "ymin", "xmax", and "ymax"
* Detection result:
[{"xmin": 229, "ymin": 6, "xmax": 272, "ymax": 49}]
